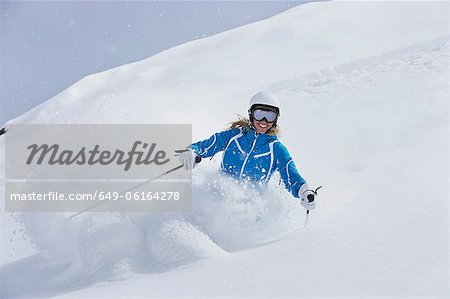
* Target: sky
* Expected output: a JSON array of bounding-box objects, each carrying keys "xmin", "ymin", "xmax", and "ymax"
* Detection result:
[{"xmin": 0, "ymin": 1, "xmax": 313, "ymax": 125}]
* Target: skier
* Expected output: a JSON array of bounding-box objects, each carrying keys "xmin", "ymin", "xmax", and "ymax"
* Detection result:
[{"xmin": 178, "ymin": 91, "xmax": 317, "ymax": 210}]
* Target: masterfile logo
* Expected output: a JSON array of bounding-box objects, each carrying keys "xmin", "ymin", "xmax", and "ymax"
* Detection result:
[
  {"xmin": 5, "ymin": 124, "xmax": 192, "ymax": 212},
  {"xmin": 26, "ymin": 141, "xmax": 170, "ymax": 171}
]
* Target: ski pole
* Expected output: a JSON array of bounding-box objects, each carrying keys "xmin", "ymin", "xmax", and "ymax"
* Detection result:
[
  {"xmin": 69, "ymin": 164, "xmax": 184, "ymax": 219},
  {"xmin": 303, "ymin": 185, "xmax": 322, "ymax": 228},
  {"xmin": 68, "ymin": 154, "xmax": 201, "ymax": 219},
  {"xmin": 303, "ymin": 210, "xmax": 310, "ymax": 228}
]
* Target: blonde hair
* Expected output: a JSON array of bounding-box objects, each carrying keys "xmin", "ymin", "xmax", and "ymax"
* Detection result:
[{"xmin": 227, "ymin": 114, "xmax": 280, "ymax": 136}]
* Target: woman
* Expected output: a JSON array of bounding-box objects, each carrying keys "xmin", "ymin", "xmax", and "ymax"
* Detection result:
[{"xmin": 179, "ymin": 91, "xmax": 317, "ymax": 210}]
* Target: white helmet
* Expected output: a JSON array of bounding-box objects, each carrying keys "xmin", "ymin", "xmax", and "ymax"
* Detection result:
[{"xmin": 248, "ymin": 91, "xmax": 280, "ymax": 113}]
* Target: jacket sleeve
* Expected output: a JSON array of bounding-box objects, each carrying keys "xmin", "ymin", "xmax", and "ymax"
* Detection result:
[
  {"xmin": 274, "ymin": 142, "xmax": 307, "ymax": 198},
  {"xmin": 189, "ymin": 128, "xmax": 241, "ymax": 159}
]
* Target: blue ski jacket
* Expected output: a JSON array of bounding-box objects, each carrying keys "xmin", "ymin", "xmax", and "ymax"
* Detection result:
[{"xmin": 190, "ymin": 126, "xmax": 306, "ymax": 198}]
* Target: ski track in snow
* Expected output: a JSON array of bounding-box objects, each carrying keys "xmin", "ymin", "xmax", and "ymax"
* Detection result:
[{"xmin": 0, "ymin": 165, "xmax": 305, "ymax": 297}]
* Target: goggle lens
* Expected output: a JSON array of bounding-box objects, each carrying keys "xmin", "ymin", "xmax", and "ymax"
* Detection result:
[{"xmin": 252, "ymin": 109, "xmax": 278, "ymax": 122}]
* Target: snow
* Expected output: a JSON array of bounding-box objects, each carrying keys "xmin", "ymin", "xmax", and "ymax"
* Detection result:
[{"xmin": 1, "ymin": 1, "xmax": 449, "ymax": 298}]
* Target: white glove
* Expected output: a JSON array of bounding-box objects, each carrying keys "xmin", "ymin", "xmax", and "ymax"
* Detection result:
[
  {"xmin": 298, "ymin": 184, "xmax": 316, "ymax": 210},
  {"xmin": 177, "ymin": 148, "xmax": 198, "ymax": 170}
]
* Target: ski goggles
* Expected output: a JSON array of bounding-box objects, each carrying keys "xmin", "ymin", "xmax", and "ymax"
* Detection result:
[{"xmin": 251, "ymin": 108, "xmax": 278, "ymax": 123}]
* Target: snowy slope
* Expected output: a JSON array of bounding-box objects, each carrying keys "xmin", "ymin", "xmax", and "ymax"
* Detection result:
[
  {"xmin": 1, "ymin": 1, "xmax": 449, "ymax": 298},
  {"xmin": 4, "ymin": 1, "xmax": 448, "ymax": 137},
  {"xmin": 55, "ymin": 38, "xmax": 448, "ymax": 299}
]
